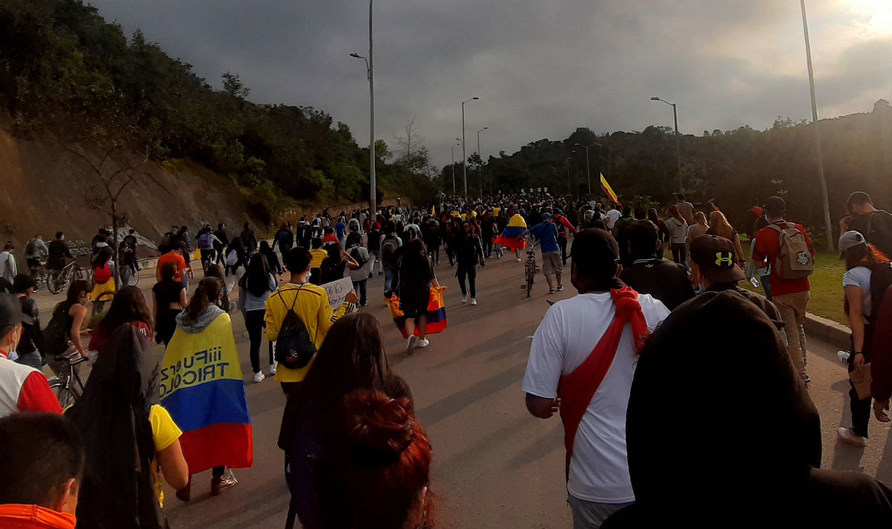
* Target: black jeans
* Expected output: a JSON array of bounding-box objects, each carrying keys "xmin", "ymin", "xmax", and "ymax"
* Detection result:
[
  {"xmin": 483, "ymin": 235, "xmax": 493, "ymax": 258},
  {"xmin": 558, "ymin": 237, "xmax": 568, "ymax": 264},
  {"xmin": 671, "ymin": 243, "xmax": 687, "ymax": 270},
  {"xmin": 245, "ymin": 309, "xmax": 274, "ymax": 374},
  {"xmin": 352, "ymin": 279, "xmax": 368, "ymax": 306},
  {"xmin": 848, "ymin": 334, "xmax": 873, "ymax": 438},
  {"xmin": 456, "ymin": 263, "xmax": 477, "ymax": 298}
]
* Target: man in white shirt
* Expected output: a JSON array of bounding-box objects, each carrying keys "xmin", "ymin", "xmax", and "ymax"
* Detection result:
[
  {"xmin": 523, "ymin": 229, "xmax": 669, "ymax": 528},
  {"xmin": 604, "ymin": 205, "xmax": 621, "ymax": 231}
]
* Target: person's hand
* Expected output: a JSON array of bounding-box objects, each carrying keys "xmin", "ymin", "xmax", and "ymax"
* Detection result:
[
  {"xmin": 544, "ymin": 397, "xmax": 561, "ymax": 418},
  {"xmin": 874, "ymin": 400, "xmax": 891, "ymax": 422},
  {"xmin": 854, "ymin": 352, "xmax": 865, "ymax": 369},
  {"xmin": 346, "ymin": 290, "xmax": 359, "ymax": 303}
]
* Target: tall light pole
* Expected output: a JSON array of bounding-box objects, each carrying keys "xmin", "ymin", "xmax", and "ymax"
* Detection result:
[
  {"xmin": 575, "ymin": 141, "xmax": 602, "ymax": 196},
  {"xmin": 476, "ymin": 126, "xmax": 488, "ymax": 197},
  {"xmin": 450, "ymin": 140, "xmax": 460, "ymax": 195},
  {"xmin": 565, "ymin": 155, "xmax": 574, "ymax": 196},
  {"xmin": 349, "ymin": 0, "xmax": 375, "ymax": 218},
  {"xmin": 799, "ymin": 0, "xmax": 834, "ymax": 252},
  {"xmin": 461, "ymin": 96, "xmax": 479, "ymax": 200},
  {"xmin": 650, "ymin": 96, "xmax": 682, "ymax": 193}
]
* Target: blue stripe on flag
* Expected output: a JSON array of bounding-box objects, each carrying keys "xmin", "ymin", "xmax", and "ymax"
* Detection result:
[{"xmin": 162, "ymin": 378, "xmax": 251, "ymax": 433}]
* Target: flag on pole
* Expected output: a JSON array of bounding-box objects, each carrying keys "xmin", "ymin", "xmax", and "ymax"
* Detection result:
[{"xmin": 600, "ymin": 173, "xmax": 621, "ymax": 206}]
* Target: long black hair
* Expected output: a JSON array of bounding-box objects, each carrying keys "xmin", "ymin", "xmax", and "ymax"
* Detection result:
[{"xmin": 243, "ymin": 253, "xmax": 272, "ymax": 297}]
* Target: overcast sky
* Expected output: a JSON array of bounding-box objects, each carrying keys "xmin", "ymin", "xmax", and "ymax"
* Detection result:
[{"xmin": 88, "ymin": 0, "xmax": 892, "ymax": 168}]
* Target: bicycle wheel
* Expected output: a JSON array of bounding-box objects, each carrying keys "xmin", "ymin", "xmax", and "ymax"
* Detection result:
[
  {"xmin": 128, "ymin": 267, "xmax": 139, "ymax": 287},
  {"xmin": 48, "ymin": 378, "xmax": 77, "ymax": 409},
  {"xmin": 525, "ymin": 265, "xmax": 534, "ymax": 297},
  {"xmin": 46, "ymin": 270, "xmax": 67, "ymax": 295}
]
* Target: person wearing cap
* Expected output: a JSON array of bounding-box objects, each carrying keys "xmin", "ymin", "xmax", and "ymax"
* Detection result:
[
  {"xmin": 528, "ymin": 213, "xmax": 564, "ymax": 294},
  {"xmin": 523, "ymin": 229, "xmax": 670, "ymax": 529},
  {"xmin": 0, "ymin": 293, "xmax": 62, "ymax": 417},
  {"xmin": 602, "ymin": 291, "xmax": 892, "ymax": 527},
  {"xmin": 836, "ymin": 230, "xmax": 892, "ymax": 447},
  {"xmin": 620, "ymin": 221, "xmax": 694, "ymax": 311},
  {"xmin": 753, "ymin": 196, "xmax": 815, "ymax": 384},
  {"xmin": 689, "ymin": 234, "xmax": 782, "ymax": 329}
]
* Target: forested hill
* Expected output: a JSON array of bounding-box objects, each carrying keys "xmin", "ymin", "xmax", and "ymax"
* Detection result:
[
  {"xmin": 0, "ymin": 0, "xmax": 438, "ymax": 221},
  {"xmin": 438, "ymin": 102, "xmax": 892, "ymax": 243}
]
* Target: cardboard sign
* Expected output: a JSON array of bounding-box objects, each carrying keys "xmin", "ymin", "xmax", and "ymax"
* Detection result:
[{"xmin": 321, "ymin": 277, "xmax": 353, "ymax": 309}]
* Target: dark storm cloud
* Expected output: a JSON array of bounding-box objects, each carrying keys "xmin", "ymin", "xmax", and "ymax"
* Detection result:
[{"xmin": 88, "ymin": 1, "xmax": 892, "ymax": 166}]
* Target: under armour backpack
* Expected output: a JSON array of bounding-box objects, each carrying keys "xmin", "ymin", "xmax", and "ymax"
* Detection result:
[
  {"xmin": 274, "ymin": 287, "xmax": 317, "ymax": 370},
  {"xmin": 768, "ymin": 223, "xmax": 814, "ymax": 279}
]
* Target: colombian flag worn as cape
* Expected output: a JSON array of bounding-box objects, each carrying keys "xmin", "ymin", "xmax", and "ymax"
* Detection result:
[
  {"xmin": 493, "ymin": 213, "xmax": 528, "ymax": 251},
  {"xmin": 160, "ymin": 311, "xmax": 253, "ymax": 474}
]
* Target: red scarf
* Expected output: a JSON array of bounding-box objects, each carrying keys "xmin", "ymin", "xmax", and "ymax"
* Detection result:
[{"xmin": 556, "ymin": 286, "xmax": 649, "ymax": 479}]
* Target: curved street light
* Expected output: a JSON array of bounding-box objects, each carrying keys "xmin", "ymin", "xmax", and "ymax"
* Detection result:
[
  {"xmin": 348, "ymin": 0, "xmax": 375, "ymax": 217},
  {"xmin": 650, "ymin": 96, "xmax": 681, "ymax": 192}
]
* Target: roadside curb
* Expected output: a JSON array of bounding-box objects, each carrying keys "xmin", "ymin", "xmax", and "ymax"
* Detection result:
[{"xmin": 805, "ymin": 313, "xmax": 850, "ymax": 350}]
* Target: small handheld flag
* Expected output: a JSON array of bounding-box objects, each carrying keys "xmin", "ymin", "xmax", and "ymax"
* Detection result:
[{"xmin": 600, "ymin": 173, "xmax": 621, "ymax": 206}]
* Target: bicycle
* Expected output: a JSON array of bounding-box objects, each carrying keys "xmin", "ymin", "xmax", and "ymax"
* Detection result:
[
  {"xmin": 46, "ymin": 259, "xmax": 91, "ymax": 295},
  {"xmin": 27, "ymin": 260, "xmax": 47, "ymax": 292},
  {"xmin": 47, "ymin": 348, "xmax": 87, "ymax": 409}
]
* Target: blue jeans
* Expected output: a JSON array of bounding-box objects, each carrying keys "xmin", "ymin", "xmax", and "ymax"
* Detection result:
[{"xmin": 384, "ymin": 266, "xmax": 395, "ymax": 296}]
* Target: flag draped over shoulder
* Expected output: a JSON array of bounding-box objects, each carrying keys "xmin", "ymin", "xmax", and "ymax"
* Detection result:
[
  {"xmin": 600, "ymin": 173, "xmax": 621, "ymax": 206},
  {"xmin": 493, "ymin": 213, "xmax": 528, "ymax": 251},
  {"xmin": 160, "ymin": 312, "xmax": 253, "ymax": 474}
]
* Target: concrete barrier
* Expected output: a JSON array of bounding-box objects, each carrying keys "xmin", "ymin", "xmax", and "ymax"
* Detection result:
[{"xmin": 805, "ymin": 313, "xmax": 851, "ymax": 350}]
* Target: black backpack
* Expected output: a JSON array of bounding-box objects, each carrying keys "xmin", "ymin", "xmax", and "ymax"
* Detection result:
[
  {"xmin": 349, "ymin": 247, "xmax": 367, "ymax": 268},
  {"xmin": 274, "ymin": 287, "xmax": 317, "ymax": 370},
  {"xmin": 870, "ymin": 264, "xmax": 892, "ymax": 327},
  {"xmin": 867, "ymin": 212, "xmax": 892, "ymax": 261}
]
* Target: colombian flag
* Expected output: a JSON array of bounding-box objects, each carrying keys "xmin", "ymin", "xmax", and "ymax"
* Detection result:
[
  {"xmin": 386, "ymin": 286, "xmax": 448, "ymax": 338},
  {"xmin": 160, "ymin": 312, "xmax": 253, "ymax": 474},
  {"xmin": 493, "ymin": 213, "xmax": 528, "ymax": 251},
  {"xmin": 600, "ymin": 173, "xmax": 621, "ymax": 206}
]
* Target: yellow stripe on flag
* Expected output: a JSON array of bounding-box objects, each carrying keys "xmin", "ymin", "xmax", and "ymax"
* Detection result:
[{"xmin": 600, "ymin": 173, "xmax": 620, "ymax": 204}]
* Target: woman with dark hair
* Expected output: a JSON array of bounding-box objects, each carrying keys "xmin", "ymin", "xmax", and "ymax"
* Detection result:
[
  {"xmin": 319, "ymin": 243, "xmax": 359, "ymax": 284},
  {"xmin": 89, "ymin": 286, "xmax": 153, "ymax": 353},
  {"xmin": 837, "ymin": 231, "xmax": 892, "ymax": 446},
  {"xmin": 163, "ymin": 277, "xmax": 252, "ymax": 500},
  {"xmin": 152, "ymin": 262, "xmax": 187, "ymax": 346},
  {"xmin": 239, "ymin": 253, "xmax": 278, "ymax": 382},
  {"xmin": 397, "ymin": 239, "xmax": 440, "ymax": 354},
  {"xmin": 68, "ymin": 319, "xmax": 189, "ymax": 528},
  {"xmin": 45, "ymin": 280, "xmax": 91, "ymax": 371},
  {"xmin": 224, "ymin": 237, "xmax": 246, "ymax": 277},
  {"xmin": 647, "ymin": 209, "xmax": 670, "ymax": 259},
  {"xmin": 664, "ymin": 205, "xmax": 688, "ymax": 269},
  {"xmin": 317, "ymin": 389, "xmax": 433, "ymax": 529},
  {"xmin": 260, "ymin": 240, "xmax": 283, "ymax": 276},
  {"xmin": 204, "ymin": 263, "xmax": 232, "ymax": 312},
  {"xmin": 453, "ymin": 221, "xmax": 485, "ymax": 305},
  {"xmin": 90, "ymin": 245, "xmax": 116, "ymax": 317},
  {"xmin": 12, "ymin": 274, "xmax": 43, "ymax": 368},
  {"xmin": 279, "ymin": 313, "xmax": 413, "ymax": 529}
]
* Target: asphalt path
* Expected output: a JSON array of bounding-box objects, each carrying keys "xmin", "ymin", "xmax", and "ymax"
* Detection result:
[{"xmin": 30, "ymin": 253, "xmax": 892, "ymax": 528}]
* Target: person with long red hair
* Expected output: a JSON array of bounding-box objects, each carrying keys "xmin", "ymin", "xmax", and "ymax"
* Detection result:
[{"xmin": 317, "ymin": 389, "xmax": 433, "ymax": 529}]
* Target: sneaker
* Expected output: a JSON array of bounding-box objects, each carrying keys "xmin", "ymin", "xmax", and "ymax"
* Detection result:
[
  {"xmin": 548, "ymin": 288, "xmax": 556, "ymax": 294},
  {"xmin": 417, "ymin": 338, "xmax": 430, "ymax": 348},
  {"xmin": 556, "ymin": 285, "xmax": 564, "ymax": 292},
  {"xmin": 269, "ymin": 362, "xmax": 277, "ymax": 376},
  {"xmin": 516, "ymin": 256, "xmax": 522, "ymax": 262},
  {"xmin": 462, "ymin": 296, "xmax": 468, "ymax": 303},
  {"xmin": 470, "ymin": 298, "xmax": 478, "ymax": 305},
  {"xmin": 837, "ymin": 427, "xmax": 867, "ymax": 447},
  {"xmin": 406, "ymin": 335, "xmax": 418, "ymax": 355},
  {"xmin": 211, "ymin": 471, "xmax": 238, "ymax": 496},
  {"xmin": 253, "ymin": 372, "xmax": 265, "ymax": 383}
]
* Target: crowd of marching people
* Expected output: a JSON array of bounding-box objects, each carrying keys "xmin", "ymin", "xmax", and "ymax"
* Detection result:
[{"xmin": 1, "ymin": 188, "xmax": 892, "ymax": 528}]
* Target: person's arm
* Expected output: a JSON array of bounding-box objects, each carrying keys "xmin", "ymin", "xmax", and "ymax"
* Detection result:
[
  {"xmin": 342, "ymin": 250, "xmax": 360, "ymax": 269},
  {"xmin": 18, "ymin": 372, "xmax": 63, "ymax": 413},
  {"xmin": 157, "ymin": 439, "xmax": 189, "ymax": 490},
  {"xmin": 526, "ymin": 394, "xmax": 561, "ymax": 419},
  {"xmin": 69, "ymin": 305, "xmax": 88, "ymax": 358},
  {"xmin": 753, "ymin": 229, "xmax": 769, "ymax": 268},
  {"xmin": 561, "ymin": 216, "xmax": 578, "ymax": 235},
  {"xmin": 845, "ymin": 285, "xmax": 866, "ymax": 366},
  {"xmin": 152, "ymin": 291, "xmax": 159, "ymax": 321},
  {"xmin": 522, "ymin": 308, "xmax": 564, "ymax": 419},
  {"xmin": 264, "ymin": 294, "xmax": 281, "ymax": 341}
]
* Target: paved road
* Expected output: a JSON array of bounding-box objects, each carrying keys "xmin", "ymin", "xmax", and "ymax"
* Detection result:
[{"xmin": 31, "ymin": 254, "xmax": 892, "ymax": 528}]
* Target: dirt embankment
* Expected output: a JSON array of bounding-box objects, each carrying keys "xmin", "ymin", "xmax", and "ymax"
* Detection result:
[{"xmin": 0, "ymin": 118, "xmax": 260, "ymax": 250}]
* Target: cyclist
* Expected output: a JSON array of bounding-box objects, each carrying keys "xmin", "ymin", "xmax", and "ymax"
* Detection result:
[
  {"xmin": 47, "ymin": 232, "xmax": 74, "ymax": 272},
  {"xmin": 44, "ymin": 281, "xmax": 91, "ymax": 370},
  {"xmin": 24, "ymin": 234, "xmax": 48, "ymax": 272}
]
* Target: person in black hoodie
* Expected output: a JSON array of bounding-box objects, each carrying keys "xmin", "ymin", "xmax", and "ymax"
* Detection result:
[
  {"xmin": 620, "ymin": 221, "xmax": 694, "ymax": 311},
  {"xmin": 602, "ymin": 291, "xmax": 892, "ymax": 528}
]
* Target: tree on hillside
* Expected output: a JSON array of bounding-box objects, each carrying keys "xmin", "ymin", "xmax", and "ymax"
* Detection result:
[{"xmin": 222, "ymin": 72, "xmax": 250, "ymax": 100}]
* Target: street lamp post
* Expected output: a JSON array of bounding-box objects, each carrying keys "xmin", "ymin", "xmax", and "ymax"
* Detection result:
[
  {"xmin": 565, "ymin": 155, "xmax": 574, "ymax": 196},
  {"xmin": 576, "ymin": 141, "xmax": 603, "ymax": 196},
  {"xmin": 461, "ymin": 97, "xmax": 479, "ymax": 200},
  {"xmin": 476, "ymin": 126, "xmax": 488, "ymax": 197},
  {"xmin": 799, "ymin": 0, "xmax": 834, "ymax": 252},
  {"xmin": 348, "ymin": 0, "xmax": 375, "ymax": 218},
  {"xmin": 650, "ymin": 96, "xmax": 682, "ymax": 192},
  {"xmin": 450, "ymin": 144, "xmax": 456, "ymax": 195}
]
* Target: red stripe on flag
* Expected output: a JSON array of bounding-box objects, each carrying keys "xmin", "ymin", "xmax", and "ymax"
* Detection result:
[{"xmin": 179, "ymin": 423, "xmax": 254, "ymax": 474}]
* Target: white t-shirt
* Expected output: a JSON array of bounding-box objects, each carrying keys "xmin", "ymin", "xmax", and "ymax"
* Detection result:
[
  {"xmin": 605, "ymin": 210, "xmax": 621, "ymax": 230},
  {"xmin": 522, "ymin": 292, "xmax": 670, "ymax": 503},
  {"xmin": 843, "ymin": 266, "xmax": 872, "ymax": 319}
]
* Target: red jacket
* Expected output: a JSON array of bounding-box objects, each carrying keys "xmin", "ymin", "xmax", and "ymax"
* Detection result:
[
  {"xmin": 753, "ymin": 220, "xmax": 814, "ymax": 297},
  {"xmin": 0, "ymin": 504, "xmax": 76, "ymax": 529},
  {"xmin": 0, "ymin": 354, "xmax": 62, "ymax": 417}
]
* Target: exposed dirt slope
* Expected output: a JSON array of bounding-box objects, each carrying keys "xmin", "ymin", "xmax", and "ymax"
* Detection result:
[{"xmin": 0, "ymin": 118, "xmax": 259, "ymax": 249}]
